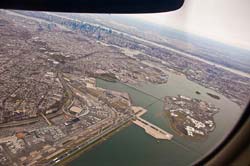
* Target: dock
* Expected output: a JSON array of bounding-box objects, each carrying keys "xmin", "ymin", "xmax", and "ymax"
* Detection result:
[{"xmin": 131, "ymin": 106, "xmax": 173, "ymax": 140}]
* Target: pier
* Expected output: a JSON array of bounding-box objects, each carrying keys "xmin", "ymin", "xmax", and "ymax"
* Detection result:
[{"xmin": 132, "ymin": 107, "xmax": 173, "ymax": 140}]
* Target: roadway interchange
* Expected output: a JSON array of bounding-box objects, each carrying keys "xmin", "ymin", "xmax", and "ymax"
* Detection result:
[
  {"xmin": 0, "ymin": 72, "xmax": 135, "ymax": 166},
  {"xmin": 0, "ymin": 11, "xmax": 173, "ymax": 166},
  {"xmin": 1, "ymin": 10, "xmax": 248, "ymax": 166},
  {"xmin": 0, "ymin": 70, "xmax": 173, "ymax": 166}
]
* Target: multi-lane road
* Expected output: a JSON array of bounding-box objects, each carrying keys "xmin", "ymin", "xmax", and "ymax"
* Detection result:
[{"xmin": 46, "ymin": 116, "xmax": 133, "ymax": 166}]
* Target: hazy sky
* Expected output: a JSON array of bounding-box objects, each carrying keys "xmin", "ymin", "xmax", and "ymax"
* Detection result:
[{"xmin": 126, "ymin": 0, "xmax": 250, "ymax": 50}]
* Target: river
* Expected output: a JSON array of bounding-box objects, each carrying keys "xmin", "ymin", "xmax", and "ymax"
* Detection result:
[{"xmin": 70, "ymin": 70, "xmax": 242, "ymax": 166}]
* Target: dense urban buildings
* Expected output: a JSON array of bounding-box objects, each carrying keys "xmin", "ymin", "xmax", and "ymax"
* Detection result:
[{"xmin": 0, "ymin": 10, "xmax": 249, "ymax": 165}]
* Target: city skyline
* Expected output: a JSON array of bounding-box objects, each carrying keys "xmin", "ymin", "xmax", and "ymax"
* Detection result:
[{"xmin": 122, "ymin": 0, "xmax": 250, "ymax": 50}]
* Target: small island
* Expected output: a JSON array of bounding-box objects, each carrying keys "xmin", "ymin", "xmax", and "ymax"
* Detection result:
[
  {"xmin": 164, "ymin": 95, "xmax": 219, "ymax": 140},
  {"xmin": 195, "ymin": 91, "xmax": 201, "ymax": 95},
  {"xmin": 206, "ymin": 92, "xmax": 220, "ymax": 100}
]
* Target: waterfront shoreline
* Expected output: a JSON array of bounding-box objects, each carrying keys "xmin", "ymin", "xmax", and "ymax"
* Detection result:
[{"xmin": 56, "ymin": 121, "xmax": 133, "ymax": 166}]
